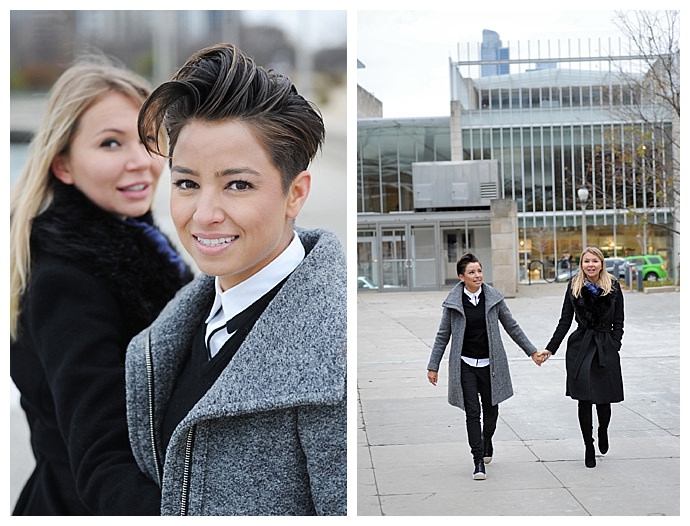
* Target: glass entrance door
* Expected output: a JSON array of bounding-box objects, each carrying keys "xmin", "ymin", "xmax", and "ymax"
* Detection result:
[
  {"xmin": 356, "ymin": 230, "xmax": 379, "ymax": 290},
  {"xmin": 410, "ymin": 225, "xmax": 437, "ymax": 288},
  {"xmin": 378, "ymin": 224, "xmax": 439, "ymax": 290},
  {"xmin": 381, "ymin": 228, "xmax": 408, "ymax": 289}
]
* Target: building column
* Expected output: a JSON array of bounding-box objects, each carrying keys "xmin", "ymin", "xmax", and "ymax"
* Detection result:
[
  {"xmin": 450, "ymin": 100, "xmax": 463, "ymax": 162},
  {"xmin": 490, "ymin": 199, "xmax": 518, "ymax": 297}
]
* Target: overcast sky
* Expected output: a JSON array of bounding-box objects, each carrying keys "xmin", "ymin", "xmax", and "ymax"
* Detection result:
[
  {"xmin": 242, "ymin": 10, "xmax": 346, "ymax": 51},
  {"xmin": 356, "ymin": 5, "xmax": 681, "ymax": 118}
]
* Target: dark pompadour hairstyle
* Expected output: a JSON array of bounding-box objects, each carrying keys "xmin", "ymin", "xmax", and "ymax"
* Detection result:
[
  {"xmin": 138, "ymin": 42, "xmax": 325, "ymax": 192},
  {"xmin": 456, "ymin": 252, "xmax": 481, "ymax": 276}
]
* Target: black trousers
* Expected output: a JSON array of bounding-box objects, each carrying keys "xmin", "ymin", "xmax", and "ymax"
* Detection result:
[{"xmin": 460, "ymin": 360, "xmax": 498, "ymax": 463}]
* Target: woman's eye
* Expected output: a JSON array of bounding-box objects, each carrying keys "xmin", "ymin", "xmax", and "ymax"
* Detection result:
[
  {"xmin": 173, "ymin": 179, "xmax": 198, "ymax": 190},
  {"xmin": 100, "ymin": 139, "xmax": 121, "ymax": 149},
  {"xmin": 228, "ymin": 180, "xmax": 253, "ymax": 191}
]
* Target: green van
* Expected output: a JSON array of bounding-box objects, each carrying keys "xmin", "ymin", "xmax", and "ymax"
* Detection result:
[{"xmin": 624, "ymin": 254, "xmax": 668, "ymax": 281}]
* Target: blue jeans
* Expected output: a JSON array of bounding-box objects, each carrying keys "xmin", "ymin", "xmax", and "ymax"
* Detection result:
[{"xmin": 460, "ymin": 360, "xmax": 498, "ymax": 463}]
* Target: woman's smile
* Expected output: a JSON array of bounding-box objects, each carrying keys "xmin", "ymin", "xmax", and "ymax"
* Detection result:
[{"xmin": 194, "ymin": 234, "xmax": 238, "ymax": 247}]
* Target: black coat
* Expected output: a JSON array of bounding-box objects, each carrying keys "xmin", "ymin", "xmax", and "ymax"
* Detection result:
[
  {"xmin": 11, "ymin": 182, "xmax": 193, "ymax": 515},
  {"xmin": 546, "ymin": 279, "xmax": 625, "ymax": 403}
]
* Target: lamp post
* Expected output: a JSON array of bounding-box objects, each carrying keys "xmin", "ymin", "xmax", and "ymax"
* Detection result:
[{"xmin": 578, "ymin": 187, "xmax": 589, "ymax": 250}]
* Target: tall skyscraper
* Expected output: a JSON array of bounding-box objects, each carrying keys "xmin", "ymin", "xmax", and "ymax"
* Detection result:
[{"xmin": 480, "ymin": 29, "xmax": 509, "ymax": 76}]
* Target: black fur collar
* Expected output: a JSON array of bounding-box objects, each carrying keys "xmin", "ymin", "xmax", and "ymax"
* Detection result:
[
  {"xmin": 31, "ymin": 181, "xmax": 193, "ymax": 335},
  {"xmin": 572, "ymin": 283, "xmax": 618, "ymax": 329}
]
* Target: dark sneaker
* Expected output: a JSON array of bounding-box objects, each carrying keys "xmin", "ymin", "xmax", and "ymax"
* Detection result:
[
  {"xmin": 483, "ymin": 438, "xmax": 493, "ymax": 464},
  {"xmin": 473, "ymin": 461, "xmax": 486, "ymax": 480}
]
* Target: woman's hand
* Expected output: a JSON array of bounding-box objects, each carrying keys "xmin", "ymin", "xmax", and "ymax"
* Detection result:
[
  {"xmin": 427, "ymin": 370, "xmax": 438, "ymax": 386},
  {"xmin": 531, "ymin": 350, "xmax": 552, "ymax": 366}
]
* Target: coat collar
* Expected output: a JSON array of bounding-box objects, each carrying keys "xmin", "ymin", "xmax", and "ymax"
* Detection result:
[
  {"xmin": 443, "ymin": 282, "xmax": 504, "ymax": 312},
  {"xmin": 147, "ymin": 229, "xmax": 346, "ymax": 425}
]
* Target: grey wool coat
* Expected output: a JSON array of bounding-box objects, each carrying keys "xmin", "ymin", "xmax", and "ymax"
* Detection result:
[
  {"xmin": 126, "ymin": 229, "xmax": 346, "ymax": 516},
  {"xmin": 427, "ymin": 282, "xmax": 537, "ymax": 410}
]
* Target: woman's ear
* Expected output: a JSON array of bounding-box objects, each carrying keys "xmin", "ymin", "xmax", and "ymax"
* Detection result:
[
  {"xmin": 51, "ymin": 155, "xmax": 74, "ymax": 185},
  {"xmin": 286, "ymin": 170, "xmax": 311, "ymax": 219}
]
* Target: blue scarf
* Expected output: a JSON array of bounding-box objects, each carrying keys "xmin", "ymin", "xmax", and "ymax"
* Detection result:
[
  {"xmin": 584, "ymin": 280, "xmax": 601, "ymax": 296},
  {"xmin": 126, "ymin": 217, "xmax": 188, "ymax": 276}
]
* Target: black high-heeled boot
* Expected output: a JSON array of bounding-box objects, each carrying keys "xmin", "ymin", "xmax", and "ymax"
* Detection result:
[
  {"xmin": 584, "ymin": 442, "xmax": 596, "ymax": 468},
  {"xmin": 597, "ymin": 427, "xmax": 609, "ymax": 454},
  {"xmin": 578, "ymin": 401, "xmax": 596, "ymax": 468},
  {"xmin": 596, "ymin": 404, "xmax": 611, "ymax": 454}
]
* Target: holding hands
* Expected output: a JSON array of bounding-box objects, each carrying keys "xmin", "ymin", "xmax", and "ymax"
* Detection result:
[
  {"xmin": 427, "ymin": 350, "xmax": 551, "ymax": 387},
  {"xmin": 531, "ymin": 350, "xmax": 552, "ymax": 366}
]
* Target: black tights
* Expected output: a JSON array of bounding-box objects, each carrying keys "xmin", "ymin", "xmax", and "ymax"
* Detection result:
[{"xmin": 577, "ymin": 400, "xmax": 611, "ymax": 443}]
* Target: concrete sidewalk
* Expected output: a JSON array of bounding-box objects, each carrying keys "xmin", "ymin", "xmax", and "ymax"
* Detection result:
[{"xmin": 357, "ymin": 283, "xmax": 680, "ymax": 516}]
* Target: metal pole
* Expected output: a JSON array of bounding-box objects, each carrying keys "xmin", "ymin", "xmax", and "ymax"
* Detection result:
[
  {"xmin": 577, "ymin": 186, "xmax": 589, "ymax": 251},
  {"xmin": 613, "ymin": 207, "xmax": 617, "ymax": 257},
  {"xmin": 581, "ymin": 203, "xmax": 587, "ymax": 250},
  {"xmin": 152, "ymin": 11, "xmax": 177, "ymax": 87}
]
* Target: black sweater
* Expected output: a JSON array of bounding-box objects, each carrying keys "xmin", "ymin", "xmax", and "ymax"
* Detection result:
[{"xmin": 461, "ymin": 293, "xmax": 490, "ymax": 360}]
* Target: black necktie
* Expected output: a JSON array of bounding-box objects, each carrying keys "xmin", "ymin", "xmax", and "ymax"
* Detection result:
[{"xmin": 205, "ymin": 276, "xmax": 290, "ymax": 359}]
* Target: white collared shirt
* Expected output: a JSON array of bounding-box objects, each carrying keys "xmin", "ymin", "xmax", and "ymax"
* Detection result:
[
  {"xmin": 204, "ymin": 232, "xmax": 305, "ymax": 358},
  {"xmin": 462, "ymin": 356, "xmax": 490, "ymax": 367},
  {"xmin": 463, "ymin": 287, "xmax": 482, "ymax": 307}
]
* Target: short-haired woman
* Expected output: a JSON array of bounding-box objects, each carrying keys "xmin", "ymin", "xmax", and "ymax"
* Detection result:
[
  {"xmin": 427, "ymin": 253, "xmax": 546, "ymax": 480},
  {"xmin": 125, "ymin": 43, "xmax": 346, "ymax": 515}
]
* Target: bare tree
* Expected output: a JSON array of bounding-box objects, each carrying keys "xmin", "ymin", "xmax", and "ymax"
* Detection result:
[
  {"xmin": 531, "ymin": 227, "xmax": 551, "ymax": 266},
  {"xmin": 614, "ymin": 11, "xmax": 680, "ymax": 118},
  {"xmin": 611, "ymin": 10, "xmax": 680, "ymax": 282}
]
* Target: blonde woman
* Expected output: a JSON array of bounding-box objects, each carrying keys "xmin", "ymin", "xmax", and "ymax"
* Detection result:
[
  {"xmin": 542, "ymin": 246, "xmax": 625, "ymax": 468},
  {"xmin": 10, "ymin": 55, "xmax": 192, "ymax": 514}
]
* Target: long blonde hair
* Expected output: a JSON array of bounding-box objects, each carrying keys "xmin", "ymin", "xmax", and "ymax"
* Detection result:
[
  {"xmin": 10, "ymin": 55, "xmax": 153, "ymax": 340},
  {"xmin": 571, "ymin": 246, "xmax": 614, "ymax": 298}
]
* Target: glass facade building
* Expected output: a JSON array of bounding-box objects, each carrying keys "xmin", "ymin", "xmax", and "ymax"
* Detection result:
[{"xmin": 357, "ymin": 37, "xmax": 677, "ymax": 291}]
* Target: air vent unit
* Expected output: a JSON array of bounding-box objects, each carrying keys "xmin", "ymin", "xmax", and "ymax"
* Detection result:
[
  {"xmin": 480, "ymin": 182, "xmax": 499, "ymax": 199},
  {"xmin": 412, "ymin": 160, "xmax": 499, "ymax": 210}
]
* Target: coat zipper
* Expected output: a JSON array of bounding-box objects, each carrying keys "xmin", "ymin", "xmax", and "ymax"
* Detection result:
[
  {"xmin": 145, "ymin": 329, "xmax": 195, "ymax": 516},
  {"xmin": 179, "ymin": 427, "xmax": 195, "ymax": 516},
  {"xmin": 144, "ymin": 329, "xmax": 163, "ymax": 485}
]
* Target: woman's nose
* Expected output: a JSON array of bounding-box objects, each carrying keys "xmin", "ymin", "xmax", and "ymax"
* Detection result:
[
  {"xmin": 193, "ymin": 188, "xmax": 225, "ymax": 224},
  {"xmin": 126, "ymin": 143, "xmax": 161, "ymax": 172}
]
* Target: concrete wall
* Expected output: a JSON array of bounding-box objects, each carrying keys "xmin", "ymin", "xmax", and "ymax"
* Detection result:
[
  {"xmin": 450, "ymin": 100, "xmax": 463, "ymax": 161},
  {"xmin": 357, "ymin": 85, "xmax": 383, "ymax": 118},
  {"xmin": 490, "ymin": 199, "xmax": 518, "ymax": 297}
]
